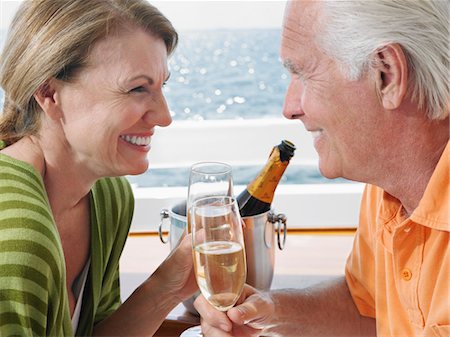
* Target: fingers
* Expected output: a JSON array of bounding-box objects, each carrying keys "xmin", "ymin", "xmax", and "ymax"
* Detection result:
[
  {"xmin": 196, "ymin": 300, "xmax": 261, "ymax": 337},
  {"xmin": 160, "ymin": 233, "xmax": 191, "ymax": 274},
  {"xmin": 226, "ymin": 285, "xmax": 258, "ymax": 325},
  {"xmin": 227, "ymin": 290, "xmax": 275, "ymax": 330},
  {"xmin": 168, "ymin": 232, "xmax": 191, "ymax": 258},
  {"xmin": 194, "ymin": 295, "xmax": 232, "ymax": 333},
  {"xmin": 153, "ymin": 233, "xmax": 198, "ymax": 301},
  {"xmin": 194, "ymin": 286, "xmax": 273, "ymax": 337},
  {"xmin": 200, "ymin": 322, "xmax": 233, "ymax": 337},
  {"xmin": 201, "ymin": 321, "xmax": 261, "ymax": 337}
]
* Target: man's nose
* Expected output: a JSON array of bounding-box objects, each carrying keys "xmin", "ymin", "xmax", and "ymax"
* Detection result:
[{"xmin": 282, "ymin": 79, "xmax": 304, "ymax": 120}]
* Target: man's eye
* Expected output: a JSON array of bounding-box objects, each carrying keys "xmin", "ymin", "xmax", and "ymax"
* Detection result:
[
  {"xmin": 296, "ymin": 73, "xmax": 307, "ymax": 83},
  {"xmin": 130, "ymin": 86, "xmax": 146, "ymax": 93}
]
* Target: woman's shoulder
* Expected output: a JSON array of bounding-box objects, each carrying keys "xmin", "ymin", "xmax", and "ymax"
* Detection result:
[
  {"xmin": 93, "ymin": 176, "xmax": 134, "ymax": 204},
  {"xmin": 90, "ymin": 177, "xmax": 134, "ymax": 250},
  {"xmin": 91, "ymin": 176, "xmax": 134, "ymax": 227},
  {"xmin": 0, "ymin": 137, "xmax": 45, "ymax": 178},
  {"xmin": 0, "ymin": 155, "xmax": 65, "ymax": 283},
  {"xmin": 0, "ymin": 152, "xmax": 51, "ymax": 215}
]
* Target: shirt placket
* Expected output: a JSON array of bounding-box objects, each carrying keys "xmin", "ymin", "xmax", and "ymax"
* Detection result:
[{"xmin": 392, "ymin": 221, "xmax": 425, "ymax": 328}]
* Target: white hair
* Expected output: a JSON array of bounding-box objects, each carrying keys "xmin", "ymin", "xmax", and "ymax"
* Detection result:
[{"xmin": 318, "ymin": 0, "xmax": 449, "ymax": 120}]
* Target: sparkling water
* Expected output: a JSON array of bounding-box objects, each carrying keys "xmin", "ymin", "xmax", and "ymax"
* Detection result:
[
  {"xmin": 0, "ymin": 29, "xmax": 287, "ymax": 121},
  {"xmin": 164, "ymin": 29, "xmax": 288, "ymax": 121},
  {"xmin": 127, "ymin": 165, "xmax": 350, "ymax": 188}
]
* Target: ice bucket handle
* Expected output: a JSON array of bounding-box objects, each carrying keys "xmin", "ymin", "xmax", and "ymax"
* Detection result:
[
  {"xmin": 158, "ymin": 209, "xmax": 170, "ymax": 244},
  {"xmin": 267, "ymin": 212, "xmax": 287, "ymax": 250}
]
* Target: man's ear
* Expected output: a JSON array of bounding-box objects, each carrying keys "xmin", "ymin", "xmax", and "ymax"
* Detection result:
[
  {"xmin": 33, "ymin": 78, "xmax": 62, "ymax": 120},
  {"xmin": 372, "ymin": 44, "xmax": 408, "ymax": 110}
]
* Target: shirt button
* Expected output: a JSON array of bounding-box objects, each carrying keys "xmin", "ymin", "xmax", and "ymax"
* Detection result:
[{"xmin": 401, "ymin": 268, "xmax": 412, "ymax": 281}]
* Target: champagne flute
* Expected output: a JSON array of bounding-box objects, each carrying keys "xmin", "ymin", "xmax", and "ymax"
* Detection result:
[
  {"xmin": 181, "ymin": 196, "xmax": 246, "ymax": 336},
  {"xmin": 187, "ymin": 162, "xmax": 234, "ymax": 233},
  {"xmin": 191, "ymin": 195, "xmax": 247, "ymax": 312}
]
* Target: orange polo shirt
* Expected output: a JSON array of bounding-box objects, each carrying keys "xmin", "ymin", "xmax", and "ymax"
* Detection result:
[{"xmin": 346, "ymin": 141, "xmax": 449, "ymax": 337}]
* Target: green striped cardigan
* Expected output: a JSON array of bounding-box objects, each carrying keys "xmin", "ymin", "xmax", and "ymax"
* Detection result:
[{"xmin": 0, "ymin": 153, "xmax": 134, "ymax": 336}]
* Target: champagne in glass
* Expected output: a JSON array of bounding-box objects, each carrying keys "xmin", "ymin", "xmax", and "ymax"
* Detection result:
[{"xmin": 192, "ymin": 196, "xmax": 247, "ymax": 312}]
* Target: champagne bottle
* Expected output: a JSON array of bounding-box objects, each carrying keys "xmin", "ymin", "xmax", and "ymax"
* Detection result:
[{"xmin": 237, "ymin": 140, "xmax": 296, "ymax": 217}]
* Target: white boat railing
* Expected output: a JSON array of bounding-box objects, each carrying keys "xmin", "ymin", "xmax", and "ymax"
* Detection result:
[{"xmin": 131, "ymin": 118, "xmax": 363, "ymax": 232}]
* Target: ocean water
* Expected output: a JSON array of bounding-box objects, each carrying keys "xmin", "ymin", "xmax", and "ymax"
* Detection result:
[
  {"xmin": 163, "ymin": 29, "xmax": 288, "ymax": 121},
  {"xmin": 0, "ymin": 29, "xmax": 287, "ymax": 119},
  {"xmin": 0, "ymin": 29, "xmax": 349, "ymax": 187},
  {"xmin": 127, "ymin": 164, "xmax": 350, "ymax": 188}
]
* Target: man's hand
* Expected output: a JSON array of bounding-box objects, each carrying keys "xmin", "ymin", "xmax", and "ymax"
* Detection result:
[{"xmin": 194, "ymin": 284, "xmax": 275, "ymax": 337}]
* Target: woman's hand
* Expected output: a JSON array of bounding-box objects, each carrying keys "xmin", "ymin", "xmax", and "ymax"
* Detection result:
[
  {"xmin": 194, "ymin": 284, "xmax": 275, "ymax": 337},
  {"xmin": 150, "ymin": 233, "xmax": 198, "ymax": 304},
  {"xmin": 94, "ymin": 234, "xmax": 198, "ymax": 336}
]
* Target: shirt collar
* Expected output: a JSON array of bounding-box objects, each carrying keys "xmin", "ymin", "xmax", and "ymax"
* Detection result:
[{"xmin": 376, "ymin": 140, "xmax": 449, "ymax": 234}]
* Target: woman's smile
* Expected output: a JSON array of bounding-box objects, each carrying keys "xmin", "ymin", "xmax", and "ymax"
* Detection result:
[{"xmin": 120, "ymin": 134, "xmax": 152, "ymax": 146}]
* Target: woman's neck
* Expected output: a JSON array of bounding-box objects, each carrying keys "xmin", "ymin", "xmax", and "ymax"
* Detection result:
[{"xmin": 12, "ymin": 134, "xmax": 97, "ymax": 217}]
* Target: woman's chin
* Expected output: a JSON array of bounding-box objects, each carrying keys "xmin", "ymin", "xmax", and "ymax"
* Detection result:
[{"xmin": 123, "ymin": 162, "xmax": 149, "ymax": 177}]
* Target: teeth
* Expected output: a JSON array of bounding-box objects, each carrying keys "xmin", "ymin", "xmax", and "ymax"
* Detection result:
[{"xmin": 121, "ymin": 135, "xmax": 151, "ymax": 146}]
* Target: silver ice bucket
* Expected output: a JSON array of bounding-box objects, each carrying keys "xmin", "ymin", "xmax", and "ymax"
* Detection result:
[
  {"xmin": 158, "ymin": 201, "xmax": 186, "ymax": 248},
  {"xmin": 159, "ymin": 201, "xmax": 287, "ymax": 314},
  {"xmin": 241, "ymin": 211, "xmax": 287, "ymax": 290}
]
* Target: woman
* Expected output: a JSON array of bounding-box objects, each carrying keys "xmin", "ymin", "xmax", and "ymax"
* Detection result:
[{"xmin": 0, "ymin": 0, "xmax": 197, "ymax": 336}]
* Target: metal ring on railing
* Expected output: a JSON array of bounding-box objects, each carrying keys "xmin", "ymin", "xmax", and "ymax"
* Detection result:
[
  {"xmin": 276, "ymin": 213, "xmax": 287, "ymax": 250},
  {"xmin": 158, "ymin": 209, "xmax": 170, "ymax": 244}
]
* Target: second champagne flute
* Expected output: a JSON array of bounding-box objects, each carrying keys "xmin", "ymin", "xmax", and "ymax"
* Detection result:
[{"xmin": 187, "ymin": 162, "xmax": 234, "ymax": 233}]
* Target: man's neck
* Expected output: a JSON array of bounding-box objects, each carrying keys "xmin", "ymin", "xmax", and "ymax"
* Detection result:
[{"xmin": 379, "ymin": 118, "xmax": 449, "ymax": 215}]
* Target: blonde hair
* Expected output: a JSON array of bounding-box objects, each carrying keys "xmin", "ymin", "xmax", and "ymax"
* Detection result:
[
  {"xmin": 0, "ymin": 0, "xmax": 178, "ymax": 145},
  {"xmin": 318, "ymin": 0, "xmax": 449, "ymax": 120}
]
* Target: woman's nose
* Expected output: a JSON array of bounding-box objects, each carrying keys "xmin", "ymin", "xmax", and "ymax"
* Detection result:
[
  {"xmin": 282, "ymin": 79, "xmax": 304, "ymax": 120},
  {"xmin": 143, "ymin": 91, "xmax": 172, "ymax": 127}
]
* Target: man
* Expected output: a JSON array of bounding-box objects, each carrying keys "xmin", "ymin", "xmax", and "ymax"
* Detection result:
[{"xmin": 194, "ymin": 0, "xmax": 449, "ymax": 336}]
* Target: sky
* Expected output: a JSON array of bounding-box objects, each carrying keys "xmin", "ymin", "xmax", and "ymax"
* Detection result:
[{"xmin": 0, "ymin": 1, "xmax": 287, "ymax": 31}]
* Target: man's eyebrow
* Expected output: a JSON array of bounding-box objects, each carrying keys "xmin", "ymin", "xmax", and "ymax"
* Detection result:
[
  {"xmin": 283, "ymin": 59, "xmax": 302, "ymax": 75},
  {"xmin": 129, "ymin": 74, "xmax": 154, "ymax": 85}
]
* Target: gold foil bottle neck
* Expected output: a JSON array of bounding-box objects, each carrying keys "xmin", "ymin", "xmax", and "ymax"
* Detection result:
[{"xmin": 247, "ymin": 147, "xmax": 289, "ymax": 203}]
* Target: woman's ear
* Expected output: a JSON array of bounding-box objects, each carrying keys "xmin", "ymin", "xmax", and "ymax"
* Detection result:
[
  {"xmin": 372, "ymin": 44, "xmax": 408, "ymax": 110},
  {"xmin": 33, "ymin": 78, "xmax": 62, "ymax": 120}
]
